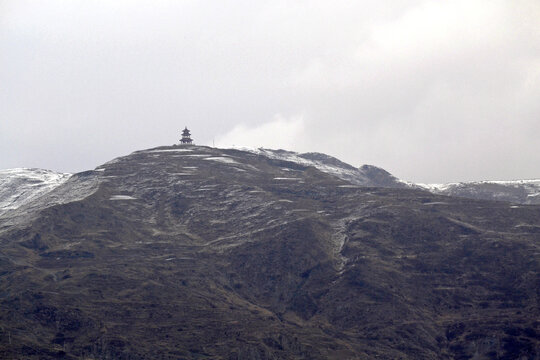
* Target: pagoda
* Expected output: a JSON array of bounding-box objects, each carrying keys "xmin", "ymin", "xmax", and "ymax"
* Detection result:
[{"xmin": 180, "ymin": 127, "xmax": 193, "ymax": 144}]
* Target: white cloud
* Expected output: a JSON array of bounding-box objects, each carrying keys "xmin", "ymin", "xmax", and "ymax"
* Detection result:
[{"xmin": 214, "ymin": 115, "xmax": 306, "ymax": 150}]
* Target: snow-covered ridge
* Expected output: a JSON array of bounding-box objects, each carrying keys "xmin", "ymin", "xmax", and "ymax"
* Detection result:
[
  {"xmin": 420, "ymin": 179, "xmax": 540, "ymax": 190},
  {"xmin": 3, "ymin": 146, "xmax": 537, "ymax": 224},
  {"xmin": 419, "ymin": 179, "xmax": 540, "ymax": 204},
  {"xmin": 0, "ymin": 168, "xmax": 71, "ymax": 216},
  {"xmin": 242, "ymin": 148, "xmax": 540, "ymax": 203},
  {"xmin": 243, "ymin": 148, "xmax": 403, "ymax": 187},
  {"xmin": 127, "ymin": 146, "xmax": 404, "ymax": 187}
]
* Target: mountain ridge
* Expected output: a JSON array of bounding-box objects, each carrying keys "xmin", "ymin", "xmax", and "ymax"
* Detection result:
[{"xmin": 3, "ymin": 146, "xmax": 538, "ymax": 219}]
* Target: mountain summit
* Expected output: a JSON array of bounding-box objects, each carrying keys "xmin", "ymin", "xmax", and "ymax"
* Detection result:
[{"xmin": 0, "ymin": 146, "xmax": 538, "ymax": 359}]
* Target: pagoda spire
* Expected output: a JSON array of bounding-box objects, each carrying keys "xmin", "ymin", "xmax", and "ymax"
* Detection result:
[{"xmin": 180, "ymin": 127, "xmax": 194, "ymax": 145}]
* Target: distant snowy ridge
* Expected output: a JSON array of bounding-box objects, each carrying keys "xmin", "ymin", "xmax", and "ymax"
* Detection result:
[
  {"xmin": 0, "ymin": 168, "xmax": 71, "ymax": 216},
  {"xmin": 244, "ymin": 148, "xmax": 540, "ymax": 204},
  {"xmin": 418, "ymin": 179, "xmax": 540, "ymax": 204}
]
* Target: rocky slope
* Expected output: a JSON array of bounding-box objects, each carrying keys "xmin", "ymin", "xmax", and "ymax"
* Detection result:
[{"xmin": 0, "ymin": 145, "xmax": 538, "ymax": 359}]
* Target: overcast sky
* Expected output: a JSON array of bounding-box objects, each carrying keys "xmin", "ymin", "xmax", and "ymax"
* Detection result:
[{"xmin": 1, "ymin": 0, "xmax": 539, "ymax": 183}]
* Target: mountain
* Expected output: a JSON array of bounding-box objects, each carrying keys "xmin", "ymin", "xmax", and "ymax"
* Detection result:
[
  {"xmin": 0, "ymin": 146, "xmax": 538, "ymax": 359},
  {"xmin": 420, "ymin": 180, "xmax": 540, "ymax": 205}
]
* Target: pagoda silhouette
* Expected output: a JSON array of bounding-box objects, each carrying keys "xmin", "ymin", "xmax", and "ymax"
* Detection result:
[{"xmin": 180, "ymin": 127, "xmax": 193, "ymax": 145}]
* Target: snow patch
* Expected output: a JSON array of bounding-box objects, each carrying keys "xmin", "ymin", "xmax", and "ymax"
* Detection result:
[
  {"xmin": 203, "ymin": 156, "xmax": 239, "ymax": 164},
  {"xmin": 109, "ymin": 195, "xmax": 137, "ymax": 200},
  {"xmin": 417, "ymin": 183, "xmax": 458, "ymax": 192}
]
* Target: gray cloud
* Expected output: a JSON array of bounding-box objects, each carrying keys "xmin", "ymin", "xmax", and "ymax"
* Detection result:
[{"xmin": 1, "ymin": 0, "xmax": 539, "ymax": 182}]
